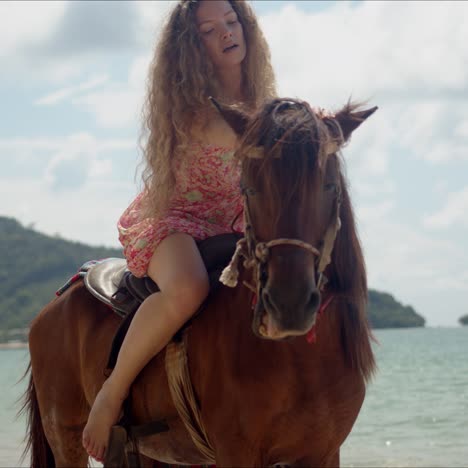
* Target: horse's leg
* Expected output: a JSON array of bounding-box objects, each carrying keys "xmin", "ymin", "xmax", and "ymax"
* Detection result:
[
  {"xmin": 29, "ymin": 283, "xmax": 119, "ymax": 467},
  {"xmin": 48, "ymin": 425, "xmax": 89, "ymax": 468},
  {"xmin": 28, "ymin": 297, "xmax": 89, "ymax": 466},
  {"xmin": 328, "ymin": 449, "xmax": 340, "ymax": 466},
  {"xmin": 323, "ymin": 450, "xmax": 339, "ymax": 467},
  {"xmin": 216, "ymin": 452, "xmax": 340, "ymax": 468},
  {"xmin": 23, "ymin": 359, "xmax": 88, "ymax": 468},
  {"xmin": 215, "ymin": 450, "xmax": 339, "ymax": 468}
]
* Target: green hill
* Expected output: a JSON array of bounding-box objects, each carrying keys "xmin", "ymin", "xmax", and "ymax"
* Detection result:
[
  {"xmin": 367, "ymin": 289, "xmax": 425, "ymax": 328},
  {"xmin": 459, "ymin": 315, "xmax": 468, "ymax": 326},
  {"xmin": 0, "ymin": 216, "xmax": 122, "ymax": 340},
  {"xmin": 0, "ymin": 216, "xmax": 424, "ymax": 341}
]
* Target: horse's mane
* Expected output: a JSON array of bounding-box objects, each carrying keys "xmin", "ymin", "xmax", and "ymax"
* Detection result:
[
  {"xmin": 329, "ymin": 161, "xmax": 377, "ymax": 382},
  {"xmin": 237, "ymin": 98, "xmax": 376, "ymax": 382}
]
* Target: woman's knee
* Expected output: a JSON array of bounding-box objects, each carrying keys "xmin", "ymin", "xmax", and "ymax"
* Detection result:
[
  {"xmin": 145, "ymin": 233, "xmax": 209, "ymax": 315},
  {"xmin": 165, "ymin": 274, "xmax": 210, "ymax": 316}
]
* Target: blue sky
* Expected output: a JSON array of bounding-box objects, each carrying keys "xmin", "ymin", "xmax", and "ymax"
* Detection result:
[{"xmin": 1, "ymin": 1, "xmax": 467, "ymax": 327}]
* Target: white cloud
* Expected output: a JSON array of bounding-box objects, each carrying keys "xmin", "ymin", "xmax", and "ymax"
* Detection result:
[
  {"xmin": 0, "ymin": 134, "xmax": 135, "ymax": 157},
  {"xmin": 0, "ymin": 133, "xmax": 136, "ymax": 194},
  {"xmin": 71, "ymin": 54, "xmax": 151, "ymax": 128},
  {"xmin": 89, "ymin": 158, "xmax": 113, "ymax": 179},
  {"xmin": 352, "ymin": 179, "xmax": 396, "ymax": 199},
  {"xmin": 261, "ymin": 1, "xmax": 468, "ymax": 171},
  {"xmin": 0, "ymin": 177, "xmax": 134, "ymax": 248},
  {"xmin": 34, "ymin": 74, "xmax": 109, "ymax": 106},
  {"xmin": 359, "ymin": 214, "xmax": 439, "ymax": 285},
  {"xmin": 357, "ymin": 199, "xmax": 395, "ymax": 223},
  {"xmin": 395, "ymin": 100, "xmax": 468, "ymax": 164},
  {"xmin": 0, "ymin": 1, "xmax": 84, "ymax": 85},
  {"xmin": 128, "ymin": 54, "xmax": 152, "ymax": 89},
  {"xmin": 433, "ymin": 180, "xmax": 449, "ymax": 196},
  {"xmin": 358, "ymin": 208, "xmax": 468, "ymax": 326},
  {"xmin": 433, "ymin": 273, "xmax": 468, "ymax": 292},
  {"xmin": 0, "ymin": 1, "xmax": 66, "ymax": 55},
  {"xmin": 423, "ymin": 186, "xmax": 468, "ymax": 229},
  {"xmin": 72, "ymin": 86, "xmax": 142, "ymax": 129},
  {"xmin": 455, "ymin": 120, "xmax": 468, "ymax": 138},
  {"xmin": 262, "ymin": 2, "xmax": 468, "ymax": 104},
  {"xmin": 424, "ymin": 142, "xmax": 468, "ymax": 164},
  {"xmin": 0, "ymin": 133, "xmax": 139, "ymax": 246},
  {"xmin": 343, "ymin": 106, "xmax": 395, "ymax": 178},
  {"xmin": 134, "ymin": 1, "xmax": 173, "ymax": 46},
  {"xmin": 0, "ymin": 1, "xmax": 157, "ymax": 86}
]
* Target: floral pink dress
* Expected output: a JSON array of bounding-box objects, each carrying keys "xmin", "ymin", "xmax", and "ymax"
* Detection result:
[{"xmin": 117, "ymin": 143, "xmax": 244, "ymax": 277}]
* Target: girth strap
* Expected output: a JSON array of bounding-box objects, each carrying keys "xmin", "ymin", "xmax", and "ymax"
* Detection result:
[{"xmin": 165, "ymin": 330, "xmax": 216, "ymax": 463}]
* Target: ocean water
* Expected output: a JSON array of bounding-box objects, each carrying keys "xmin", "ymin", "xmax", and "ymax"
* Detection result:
[
  {"xmin": 342, "ymin": 327, "xmax": 468, "ymax": 467},
  {"xmin": 1, "ymin": 327, "xmax": 467, "ymax": 467}
]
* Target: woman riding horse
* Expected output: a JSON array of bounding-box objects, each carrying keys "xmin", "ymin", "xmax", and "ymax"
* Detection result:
[{"xmin": 23, "ymin": 96, "xmax": 377, "ymax": 467}]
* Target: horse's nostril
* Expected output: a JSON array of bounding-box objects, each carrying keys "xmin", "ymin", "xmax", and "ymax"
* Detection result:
[
  {"xmin": 262, "ymin": 289, "xmax": 280, "ymax": 317},
  {"xmin": 262, "ymin": 290, "xmax": 272, "ymax": 309},
  {"xmin": 307, "ymin": 290, "xmax": 320, "ymax": 312}
]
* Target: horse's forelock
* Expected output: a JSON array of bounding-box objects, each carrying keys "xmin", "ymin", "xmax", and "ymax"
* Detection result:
[{"xmin": 237, "ymin": 99, "xmax": 340, "ymax": 232}]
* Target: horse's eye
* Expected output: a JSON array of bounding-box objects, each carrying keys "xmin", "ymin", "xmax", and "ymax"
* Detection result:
[
  {"xmin": 324, "ymin": 183, "xmax": 336, "ymax": 192},
  {"xmin": 246, "ymin": 188, "xmax": 257, "ymax": 196},
  {"xmin": 241, "ymin": 185, "xmax": 258, "ymax": 196}
]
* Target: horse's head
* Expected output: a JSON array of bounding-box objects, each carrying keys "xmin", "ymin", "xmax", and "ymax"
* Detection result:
[{"xmin": 213, "ymin": 97, "xmax": 377, "ymax": 341}]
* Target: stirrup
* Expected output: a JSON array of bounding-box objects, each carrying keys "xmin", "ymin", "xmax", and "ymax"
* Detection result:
[{"xmin": 104, "ymin": 425, "xmax": 127, "ymax": 467}]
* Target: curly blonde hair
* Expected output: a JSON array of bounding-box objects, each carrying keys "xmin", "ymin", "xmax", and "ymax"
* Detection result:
[{"xmin": 140, "ymin": 0, "xmax": 277, "ymax": 218}]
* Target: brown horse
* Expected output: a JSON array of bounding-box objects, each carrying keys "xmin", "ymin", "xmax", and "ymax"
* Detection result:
[{"xmin": 23, "ymin": 97, "xmax": 377, "ymax": 467}]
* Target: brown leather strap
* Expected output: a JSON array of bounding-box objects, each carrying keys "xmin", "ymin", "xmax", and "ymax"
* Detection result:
[{"xmin": 165, "ymin": 330, "xmax": 216, "ymax": 463}]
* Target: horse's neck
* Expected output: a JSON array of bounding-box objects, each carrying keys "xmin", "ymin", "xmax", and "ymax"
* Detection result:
[{"xmin": 190, "ymin": 270, "xmax": 330, "ymax": 389}]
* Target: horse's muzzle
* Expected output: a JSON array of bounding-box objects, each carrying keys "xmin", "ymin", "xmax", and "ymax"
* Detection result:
[{"xmin": 257, "ymin": 286, "xmax": 320, "ymax": 340}]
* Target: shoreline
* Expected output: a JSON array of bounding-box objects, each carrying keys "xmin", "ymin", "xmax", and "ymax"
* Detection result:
[{"xmin": 0, "ymin": 341, "xmax": 28, "ymax": 349}]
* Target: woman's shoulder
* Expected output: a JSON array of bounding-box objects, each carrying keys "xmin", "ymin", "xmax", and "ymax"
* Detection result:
[{"xmin": 190, "ymin": 113, "xmax": 238, "ymax": 150}]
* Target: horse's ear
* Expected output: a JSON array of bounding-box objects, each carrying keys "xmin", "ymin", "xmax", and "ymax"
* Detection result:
[
  {"xmin": 209, "ymin": 97, "xmax": 250, "ymax": 136},
  {"xmin": 333, "ymin": 104, "xmax": 378, "ymax": 142}
]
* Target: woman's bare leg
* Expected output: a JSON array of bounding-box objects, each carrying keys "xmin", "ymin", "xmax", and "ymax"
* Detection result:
[{"xmin": 82, "ymin": 233, "xmax": 209, "ymax": 462}]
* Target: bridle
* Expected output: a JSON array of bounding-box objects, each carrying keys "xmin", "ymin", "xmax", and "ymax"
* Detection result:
[
  {"xmin": 219, "ymin": 99, "xmax": 345, "ymax": 337},
  {"xmin": 220, "ymin": 153, "xmax": 343, "ymax": 306}
]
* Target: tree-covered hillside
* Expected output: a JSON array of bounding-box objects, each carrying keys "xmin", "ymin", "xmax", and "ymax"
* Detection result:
[
  {"xmin": 0, "ymin": 216, "xmax": 425, "ymax": 341},
  {"xmin": 459, "ymin": 315, "xmax": 468, "ymax": 326},
  {"xmin": 0, "ymin": 216, "xmax": 122, "ymax": 335},
  {"xmin": 367, "ymin": 290, "xmax": 425, "ymax": 328}
]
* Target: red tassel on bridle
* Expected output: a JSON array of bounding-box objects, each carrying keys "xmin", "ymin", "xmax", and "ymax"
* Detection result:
[{"xmin": 306, "ymin": 295, "xmax": 334, "ymax": 344}]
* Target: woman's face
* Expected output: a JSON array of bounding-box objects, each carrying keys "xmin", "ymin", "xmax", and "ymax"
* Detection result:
[{"xmin": 196, "ymin": 0, "xmax": 247, "ymax": 70}]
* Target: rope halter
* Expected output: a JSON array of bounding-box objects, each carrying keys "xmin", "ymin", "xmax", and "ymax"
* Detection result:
[{"xmin": 220, "ymin": 181, "xmax": 342, "ymax": 295}]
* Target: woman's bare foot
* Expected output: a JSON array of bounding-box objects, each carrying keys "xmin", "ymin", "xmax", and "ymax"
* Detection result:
[{"xmin": 82, "ymin": 380, "xmax": 127, "ymax": 462}]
